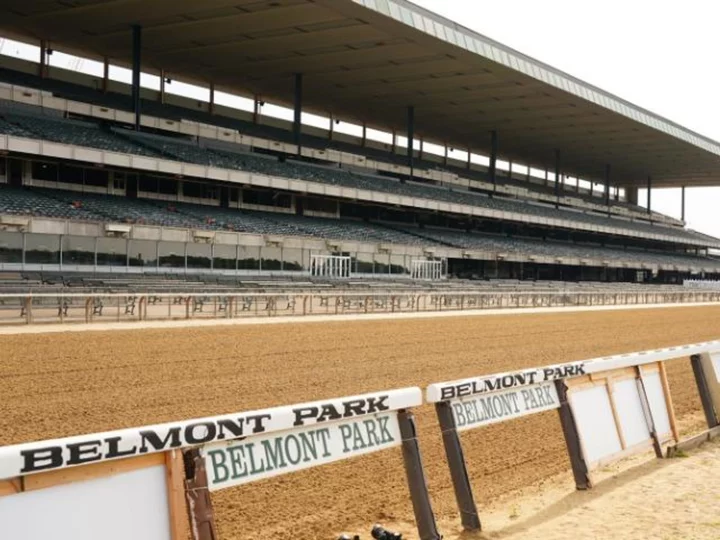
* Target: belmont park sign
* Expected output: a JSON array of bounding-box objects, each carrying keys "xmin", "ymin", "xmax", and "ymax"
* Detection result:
[
  {"xmin": 426, "ymin": 361, "xmax": 587, "ymax": 429},
  {"xmin": 0, "ymin": 388, "xmax": 421, "ymax": 480}
]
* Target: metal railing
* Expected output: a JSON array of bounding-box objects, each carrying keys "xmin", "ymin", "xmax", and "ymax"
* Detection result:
[{"xmin": 1, "ymin": 289, "xmax": 719, "ymax": 326}]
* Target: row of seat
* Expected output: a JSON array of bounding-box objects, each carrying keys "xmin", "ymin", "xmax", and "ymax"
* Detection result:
[
  {"xmin": 0, "ymin": 106, "xmax": 711, "ymax": 246},
  {"xmin": 1, "ymin": 184, "xmax": 719, "ymax": 271}
]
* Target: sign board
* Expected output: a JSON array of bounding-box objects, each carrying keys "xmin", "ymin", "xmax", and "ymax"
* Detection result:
[
  {"xmin": 0, "ymin": 464, "xmax": 171, "ymax": 540},
  {"xmin": 426, "ymin": 362, "xmax": 586, "ymax": 403},
  {"xmin": 449, "ymin": 381, "xmax": 559, "ymax": 431},
  {"xmin": 203, "ymin": 411, "xmax": 400, "ymax": 491},
  {"xmin": 710, "ymin": 351, "xmax": 720, "ymax": 382},
  {"xmin": 0, "ymin": 388, "xmax": 421, "ymax": 480}
]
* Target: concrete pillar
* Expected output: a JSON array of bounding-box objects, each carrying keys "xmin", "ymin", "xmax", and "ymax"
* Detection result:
[
  {"xmin": 293, "ymin": 73, "xmax": 303, "ymax": 153},
  {"xmin": 131, "ymin": 25, "xmax": 142, "ymax": 131}
]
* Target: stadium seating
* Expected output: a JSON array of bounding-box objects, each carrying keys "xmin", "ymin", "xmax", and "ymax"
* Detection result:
[
  {"xmin": 1, "ymin": 184, "xmax": 718, "ymax": 272},
  {"xmin": 0, "ymin": 102, "xmax": 715, "ymax": 247}
]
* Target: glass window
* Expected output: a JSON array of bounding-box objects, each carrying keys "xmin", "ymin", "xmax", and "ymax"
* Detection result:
[
  {"xmin": 261, "ymin": 246, "xmax": 282, "ymax": 271},
  {"xmin": 238, "ymin": 246, "xmax": 260, "ymax": 270},
  {"xmin": 128, "ymin": 239, "xmax": 157, "ymax": 268},
  {"xmin": 213, "ymin": 244, "xmax": 237, "ymax": 270},
  {"xmin": 25, "ymin": 233, "xmax": 60, "ymax": 264},
  {"xmin": 355, "ymin": 251, "xmax": 374, "ymax": 274},
  {"xmin": 31, "ymin": 161, "xmax": 58, "ymax": 182},
  {"xmin": 58, "ymin": 163, "xmax": 84, "ymax": 186},
  {"xmin": 85, "ymin": 167, "xmax": 109, "ymax": 188},
  {"xmin": 62, "ymin": 235, "xmax": 95, "ymax": 266},
  {"xmin": 158, "ymin": 241, "xmax": 185, "ymax": 269},
  {"xmin": 374, "ymin": 253, "xmax": 390, "ymax": 275},
  {"xmin": 96, "ymin": 237, "xmax": 127, "ymax": 267},
  {"xmin": 282, "ymin": 248, "xmax": 303, "ymax": 271},
  {"xmin": 0, "ymin": 231, "xmax": 23, "ymax": 263},
  {"xmin": 186, "ymin": 242, "xmax": 212, "ymax": 269},
  {"xmin": 390, "ymin": 254, "xmax": 408, "ymax": 275}
]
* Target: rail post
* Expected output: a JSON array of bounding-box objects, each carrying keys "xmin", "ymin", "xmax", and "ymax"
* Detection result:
[
  {"xmin": 434, "ymin": 401, "xmax": 481, "ymax": 531},
  {"xmin": 184, "ymin": 448, "xmax": 218, "ymax": 540},
  {"xmin": 691, "ymin": 353, "xmax": 720, "ymax": 429},
  {"xmin": 397, "ymin": 410, "xmax": 443, "ymax": 540},
  {"xmin": 555, "ymin": 379, "xmax": 591, "ymax": 489}
]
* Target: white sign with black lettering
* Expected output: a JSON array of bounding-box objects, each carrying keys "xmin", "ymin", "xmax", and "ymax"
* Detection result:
[
  {"xmin": 450, "ymin": 381, "xmax": 560, "ymax": 431},
  {"xmin": 203, "ymin": 412, "xmax": 400, "ymax": 491}
]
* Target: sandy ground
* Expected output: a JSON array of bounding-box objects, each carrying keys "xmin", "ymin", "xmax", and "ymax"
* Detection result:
[
  {"xmin": 492, "ymin": 435, "xmax": 720, "ymax": 540},
  {"xmin": 1, "ymin": 306, "xmax": 719, "ymax": 539}
]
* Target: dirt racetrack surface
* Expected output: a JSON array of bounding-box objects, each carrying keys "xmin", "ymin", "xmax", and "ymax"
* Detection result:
[{"xmin": 1, "ymin": 306, "xmax": 719, "ymax": 539}]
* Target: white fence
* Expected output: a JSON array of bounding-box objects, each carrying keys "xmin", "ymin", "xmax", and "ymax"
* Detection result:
[
  {"xmin": 1, "ymin": 288, "xmax": 719, "ymax": 326},
  {"xmin": 684, "ymin": 279, "xmax": 720, "ymax": 290},
  {"xmin": 309, "ymin": 255, "xmax": 352, "ymax": 279},
  {"xmin": 410, "ymin": 259, "xmax": 444, "ymax": 281}
]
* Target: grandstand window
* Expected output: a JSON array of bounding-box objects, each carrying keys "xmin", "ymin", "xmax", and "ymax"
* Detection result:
[
  {"xmin": 128, "ymin": 239, "xmax": 157, "ymax": 268},
  {"xmin": 390, "ymin": 254, "xmax": 408, "ymax": 275},
  {"xmin": 24, "ymin": 234, "xmax": 60, "ymax": 265},
  {"xmin": 139, "ymin": 175, "xmax": 159, "ymax": 193},
  {"xmin": 186, "ymin": 243, "xmax": 212, "ymax": 269},
  {"xmin": 96, "ymin": 237, "xmax": 127, "ymax": 267},
  {"xmin": 158, "ymin": 178, "xmax": 178, "ymax": 196},
  {"xmin": 374, "ymin": 253, "xmax": 390, "ymax": 275},
  {"xmin": 158, "ymin": 241, "xmax": 185, "ymax": 269},
  {"xmin": 356, "ymin": 251, "xmax": 375, "ymax": 274},
  {"xmin": 243, "ymin": 189, "xmax": 291, "ymax": 208},
  {"xmin": 0, "ymin": 158, "xmax": 6, "ymax": 179},
  {"xmin": 61, "ymin": 236, "xmax": 95, "ymax": 266},
  {"xmin": 183, "ymin": 181, "xmax": 203, "ymax": 198},
  {"xmin": 238, "ymin": 246, "xmax": 260, "ymax": 270},
  {"xmin": 282, "ymin": 248, "xmax": 304, "ymax": 271},
  {"xmin": 261, "ymin": 246, "xmax": 282, "ymax": 271},
  {"xmin": 212, "ymin": 244, "xmax": 237, "ymax": 270},
  {"xmin": 31, "ymin": 161, "xmax": 58, "ymax": 182},
  {"xmin": 58, "ymin": 163, "xmax": 84, "ymax": 186},
  {"xmin": 230, "ymin": 188, "xmax": 239, "ymax": 203},
  {"xmin": 84, "ymin": 167, "xmax": 108, "ymax": 188},
  {"xmin": 0, "ymin": 231, "xmax": 22, "ymax": 263}
]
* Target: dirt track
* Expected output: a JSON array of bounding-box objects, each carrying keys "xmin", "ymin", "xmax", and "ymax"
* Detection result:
[{"xmin": 1, "ymin": 306, "xmax": 719, "ymax": 539}]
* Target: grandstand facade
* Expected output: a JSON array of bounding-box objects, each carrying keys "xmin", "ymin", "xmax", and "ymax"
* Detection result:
[{"xmin": 1, "ymin": 0, "xmax": 719, "ymax": 285}]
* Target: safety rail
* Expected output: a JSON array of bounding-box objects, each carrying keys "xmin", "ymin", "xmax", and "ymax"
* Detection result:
[{"xmin": 1, "ymin": 289, "xmax": 719, "ymax": 326}]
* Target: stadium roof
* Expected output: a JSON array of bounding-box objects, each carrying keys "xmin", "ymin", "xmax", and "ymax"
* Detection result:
[{"xmin": 2, "ymin": 0, "xmax": 720, "ymax": 188}]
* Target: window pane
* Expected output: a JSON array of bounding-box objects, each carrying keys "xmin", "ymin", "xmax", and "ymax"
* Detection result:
[
  {"xmin": 62, "ymin": 235, "xmax": 95, "ymax": 266},
  {"xmin": 390, "ymin": 254, "xmax": 407, "ymax": 275},
  {"xmin": 238, "ymin": 246, "xmax": 260, "ymax": 270},
  {"xmin": 96, "ymin": 237, "xmax": 127, "ymax": 266},
  {"xmin": 213, "ymin": 244, "xmax": 237, "ymax": 270},
  {"xmin": 282, "ymin": 248, "xmax": 303, "ymax": 271},
  {"xmin": 186, "ymin": 242, "xmax": 212, "ymax": 269},
  {"xmin": 158, "ymin": 241, "xmax": 185, "ymax": 269},
  {"xmin": 0, "ymin": 231, "xmax": 23, "ymax": 263},
  {"xmin": 25, "ymin": 233, "xmax": 60, "ymax": 264},
  {"xmin": 261, "ymin": 246, "xmax": 282, "ymax": 271},
  {"xmin": 355, "ymin": 251, "xmax": 374, "ymax": 274},
  {"xmin": 128, "ymin": 239, "xmax": 157, "ymax": 268}
]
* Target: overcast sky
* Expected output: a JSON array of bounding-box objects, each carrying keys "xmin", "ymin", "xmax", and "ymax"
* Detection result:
[{"xmin": 412, "ymin": 0, "xmax": 720, "ymax": 237}]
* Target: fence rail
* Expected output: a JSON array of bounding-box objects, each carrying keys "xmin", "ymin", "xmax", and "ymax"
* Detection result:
[{"xmin": 1, "ymin": 289, "xmax": 719, "ymax": 326}]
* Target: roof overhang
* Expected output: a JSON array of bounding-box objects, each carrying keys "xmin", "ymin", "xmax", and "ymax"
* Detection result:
[{"xmin": 2, "ymin": 0, "xmax": 720, "ymax": 188}]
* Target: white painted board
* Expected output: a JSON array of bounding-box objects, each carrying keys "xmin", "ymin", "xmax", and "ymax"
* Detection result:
[
  {"xmin": 0, "ymin": 466, "xmax": 170, "ymax": 540},
  {"xmin": 710, "ymin": 352, "xmax": 720, "ymax": 382},
  {"xmin": 641, "ymin": 372, "xmax": 672, "ymax": 438},
  {"xmin": 570, "ymin": 385, "xmax": 622, "ymax": 466},
  {"xmin": 202, "ymin": 411, "xmax": 401, "ymax": 491},
  {"xmin": 449, "ymin": 381, "xmax": 559, "ymax": 432},
  {"xmin": 612, "ymin": 378, "xmax": 651, "ymax": 448}
]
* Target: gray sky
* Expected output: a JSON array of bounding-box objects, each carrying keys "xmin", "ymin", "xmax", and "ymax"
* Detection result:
[{"xmin": 411, "ymin": 0, "xmax": 720, "ymax": 237}]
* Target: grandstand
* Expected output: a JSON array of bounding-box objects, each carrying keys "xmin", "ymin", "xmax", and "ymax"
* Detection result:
[{"xmin": 1, "ymin": 0, "xmax": 720, "ymax": 291}]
